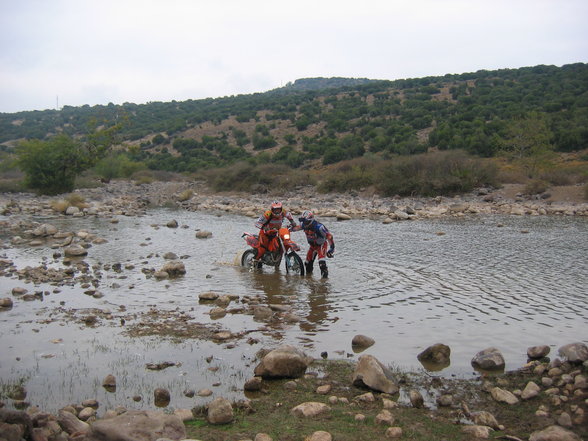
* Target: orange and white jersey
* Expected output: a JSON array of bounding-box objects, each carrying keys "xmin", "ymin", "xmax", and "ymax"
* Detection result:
[{"xmin": 255, "ymin": 209, "xmax": 296, "ymax": 231}]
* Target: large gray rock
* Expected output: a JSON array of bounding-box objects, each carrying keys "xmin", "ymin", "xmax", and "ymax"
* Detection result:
[
  {"xmin": 64, "ymin": 245, "xmax": 88, "ymax": 257},
  {"xmin": 160, "ymin": 261, "xmax": 186, "ymax": 277},
  {"xmin": 85, "ymin": 410, "xmax": 185, "ymax": 441},
  {"xmin": 471, "ymin": 347, "xmax": 505, "ymax": 371},
  {"xmin": 206, "ymin": 397, "xmax": 234, "ymax": 425},
  {"xmin": 32, "ymin": 223, "xmax": 58, "ymax": 237},
  {"xmin": 529, "ymin": 425, "xmax": 582, "ymax": 441},
  {"xmin": 521, "ymin": 381, "xmax": 541, "ymax": 400},
  {"xmin": 352, "ymin": 354, "xmax": 399, "ymax": 395},
  {"xmin": 290, "ymin": 402, "xmax": 330, "ymax": 418},
  {"xmin": 527, "ymin": 345, "xmax": 550, "ymax": 359},
  {"xmin": 471, "ymin": 411, "xmax": 500, "ymax": 429},
  {"xmin": 558, "ymin": 342, "xmax": 588, "ymax": 363},
  {"xmin": 417, "ymin": 343, "xmax": 451, "ymax": 364},
  {"xmin": 351, "ymin": 334, "xmax": 375, "ymax": 349},
  {"xmin": 254, "ymin": 345, "xmax": 313, "ymax": 378},
  {"xmin": 57, "ymin": 409, "xmax": 90, "ymax": 435},
  {"xmin": 490, "ymin": 387, "xmax": 519, "ymax": 405}
]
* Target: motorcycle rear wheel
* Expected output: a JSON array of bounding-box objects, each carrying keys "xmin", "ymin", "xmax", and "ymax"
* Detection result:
[
  {"xmin": 241, "ymin": 249, "xmax": 261, "ymax": 269},
  {"xmin": 285, "ymin": 252, "xmax": 305, "ymax": 275}
]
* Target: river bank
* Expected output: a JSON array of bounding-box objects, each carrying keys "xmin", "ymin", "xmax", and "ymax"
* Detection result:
[{"xmin": 0, "ymin": 180, "xmax": 587, "ymax": 221}]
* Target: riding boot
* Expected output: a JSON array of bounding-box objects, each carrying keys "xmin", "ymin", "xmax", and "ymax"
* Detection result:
[
  {"xmin": 304, "ymin": 261, "xmax": 313, "ymax": 274},
  {"xmin": 253, "ymin": 250, "xmax": 264, "ymax": 268},
  {"xmin": 319, "ymin": 261, "xmax": 328, "ymax": 278}
]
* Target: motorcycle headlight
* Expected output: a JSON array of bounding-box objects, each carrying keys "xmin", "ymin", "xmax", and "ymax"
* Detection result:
[{"xmin": 283, "ymin": 234, "xmax": 290, "ymax": 240}]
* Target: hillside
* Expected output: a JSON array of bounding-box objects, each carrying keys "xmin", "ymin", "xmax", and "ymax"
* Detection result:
[{"xmin": 1, "ymin": 64, "xmax": 587, "ymax": 173}]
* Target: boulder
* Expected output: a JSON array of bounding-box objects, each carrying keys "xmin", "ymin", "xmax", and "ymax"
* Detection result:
[
  {"xmin": 529, "ymin": 425, "xmax": 582, "ymax": 441},
  {"xmin": 244, "ymin": 377, "xmax": 263, "ymax": 392},
  {"xmin": 196, "ymin": 230, "xmax": 213, "ymax": 239},
  {"xmin": 102, "ymin": 374, "xmax": 116, "ymax": 388},
  {"xmin": 305, "ymin": 431, "xmax": 332, "ymax": 441},
  {"xmin": 471, "ymin": 411, "xmax": 500, "ymax": 429},
  {"xmin": 385, "ymin": 427, "xmax": 403, "ymax": 439},
  {"xmin": 352, "ymin": 354, "xmax": 399, "ymax": 395},
  {"xmin": 64, "ymin": 245, "xmax": 88, "ymax": 257},
  {"xmin": 65, "ymin": 206, "xmax": 80, "ymax": 216},
  {"xmin": 375, "ymin": 409, "xmax": 395, "ymax": 425},
  {"xmin": 207, "ymin": 397, "xmax": 234, "ymax": 425},
  {"xmin": 290, "ymin": 402, "xmax": 330, "ymax": 418},
  {"xmin": 160, "ymin": 261, "xmax": 186, "ymax": 277},
  {"xmin": 471, "ymin": 347, "xmax": 505, "ymax": 371},
  {"xmin": 0, "ymin": 298, "xmax": 13, "ymax": 308},
  {"xmin": 409, "ymin": 390, "xmax": 424, "ymax": 408},
  {"xmin": 527, "ymin": 345, "xmax": 550, "ymax": 359},
  {"xmin": 351, "ymin": 334, "xmax": 375, "ymax": 349},
  {"xmin": 558, "ymin": 342, "xmax": 588, "ymax": 363},
  {"xmin": 417, "ymin": 343, "xmax": 451, "ymax": 364},
  {"xmin": 85, "ymin": 410, "xmax": 185, "ymax": 441},
  {"xmin": 490, "ymin": 387, "xmax": 519, "ymax": 405},
  {"xmin": 32, "ymin": 223, "xmax": 58, "ymax": 237},
  {"xmin": 57, "ymin": 409, "xmax": 90, "ymax": 435},
  {"xmin": 254, "ymin": 345, "xmax": 313, "ymax": 378},
  {"xmin": 521, "ymin": 381, "xmax": 541, "ymax": 400},
  {"xmin": 462, "ymin": 425, "xmax": 492, "ymax": 439},
  {"xmin": 154, "ymin": 388, "xmax": 170, "ymax": 407}
]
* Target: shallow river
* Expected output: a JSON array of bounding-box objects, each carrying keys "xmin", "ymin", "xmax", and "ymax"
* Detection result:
[{"xmin": 1, "ymin": 209, "xmax": 587, "ymax": 413}]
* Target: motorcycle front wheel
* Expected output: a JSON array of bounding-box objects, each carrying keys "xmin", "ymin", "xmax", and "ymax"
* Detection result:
[
  {"xmin": 285, "ymin": 252, "xmax": 305, "ymax": 275},
  {"xmin": 241, "ymin": 249, "xmax": 260, "ymax": 269}
]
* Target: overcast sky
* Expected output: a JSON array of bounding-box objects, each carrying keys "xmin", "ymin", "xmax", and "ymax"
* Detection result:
[{"xmin": 1, "ymin": 0, "xmax": 586, "ymax": 113}]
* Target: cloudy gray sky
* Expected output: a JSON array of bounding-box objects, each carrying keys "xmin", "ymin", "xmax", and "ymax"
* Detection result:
[{"xmin": 1, "ymin": 0, "xmax": 587, "ymax": 113}]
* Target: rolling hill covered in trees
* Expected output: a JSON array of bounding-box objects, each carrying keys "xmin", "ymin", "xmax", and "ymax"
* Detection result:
[{"xmin": 2, "ymin": 63, "xmax": 587, "ymax": 196}]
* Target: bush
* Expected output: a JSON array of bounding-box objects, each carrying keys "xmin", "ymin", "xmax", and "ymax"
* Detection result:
[
  {"xmin": 65, "ymin": 193, "xmax": 87, "ymax": 208},
  {"xmin": 317, "ymin": 157, "xmax": 378, "ymax": 192},
  {"xmin": 202, "ymin": 162, "xmax": 312, "ymax": 193},
  {"xmin": 376, "ymin": 150, "xmax": 498, "ymax": 197},
  {"xmin": 177, "ymin": 189, "xmax": 194, "ymax": 202},
  {"xmin": 0, "ymin": 178, "xmax": 25, "ymax": 193},
  {"xmin": 16, "ymin": 135, "xmax": 83, "ymax": 195},
  {"xmin": 93, "ymin": 153, "xmax": 146, "ymax": 181},
  {"xmin": 524, "ymin": 179, "xmax": 550, "ymax": 195},
  {"xmin": 50, "ymin": 200, "xmax": 70, "ymax": 213}
]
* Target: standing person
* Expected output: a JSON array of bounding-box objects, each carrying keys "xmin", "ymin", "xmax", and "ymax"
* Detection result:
[
  {"xmin": 253, "ymin": 201, "xmax": 297, "ymax": 263},
  {"xmin": 296, "ymin": 210, "xmax": 335, "ymax": 278}
]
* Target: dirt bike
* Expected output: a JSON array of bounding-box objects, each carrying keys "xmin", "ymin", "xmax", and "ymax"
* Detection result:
[{"xmin": 241, "ymin": 227, "xmax": 305, "ymax": 275}]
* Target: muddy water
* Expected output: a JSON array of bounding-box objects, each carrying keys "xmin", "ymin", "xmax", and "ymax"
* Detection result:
[{"xmin": 1, "ymin": 210, "xmax": 587, "ymax": 413}]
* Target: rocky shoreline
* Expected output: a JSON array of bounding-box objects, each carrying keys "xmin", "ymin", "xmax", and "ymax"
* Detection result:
[
  {"xmin": 0, "ymin": 180, "xmax": 586, "ymax": 220},
  {"xmin": 0, "ymin": 342, "xmax": 586, "ymax": 441}
]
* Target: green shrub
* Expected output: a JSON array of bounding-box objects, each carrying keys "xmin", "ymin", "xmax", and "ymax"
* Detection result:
[
  {"xmin": 317, "ymin": 157, "xmax": 378, "ymax": 192},
  {"xmin": 16, "ymin": 135, "xmax": 83, "ymax": 195},
  {"xmin": 202, "ymin": 162, "xmax": 309, "ymax": 193},
  {"xmin": 0, "ymin": 178, "xmax": 25, "ymax": 193},
  {"xmin": 524, "ymin": 179, "xmax": 550, "ymax": 195},
  {"xmin": 376, "ymin": 150, "xmax": 498, "ymax": 197},
  {"xmin": 93, "ymin": 153, "xmax": 146, "ymax": 181}
]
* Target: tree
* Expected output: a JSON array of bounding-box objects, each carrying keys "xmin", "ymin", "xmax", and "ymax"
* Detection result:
[
  {"xmin": 16, "ymin": 134, "xmax": 87, "ymax": 194},
  {"xmin": 499, "ymin": 113, "xmax": 555, "ymax": 177},
  {"xmin": 16, "ymin": 124, "xmax": 120, "ymax": 194}
]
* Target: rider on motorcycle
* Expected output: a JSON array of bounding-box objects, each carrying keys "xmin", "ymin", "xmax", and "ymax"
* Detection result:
[
  {"xmin": 295, "ymin": 210, "xmax": 335, "ymax": 278},
  {"xmin": 254, "ymin": 201, "xmax": 297, "ymax": 263}
]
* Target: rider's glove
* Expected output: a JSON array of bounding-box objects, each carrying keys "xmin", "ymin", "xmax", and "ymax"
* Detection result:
[{"xmin": 327, "ymin": 247, "xmax": 334, "ymax": 258}]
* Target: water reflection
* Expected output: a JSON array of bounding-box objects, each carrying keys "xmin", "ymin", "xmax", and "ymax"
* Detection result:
[
  {"xmin": 300, "ymin": 279, "xmax": 332, "ymax": 333},
  {"xmin": 244, "ymin": 270, "xmax": 334, "ymax": 333}
]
